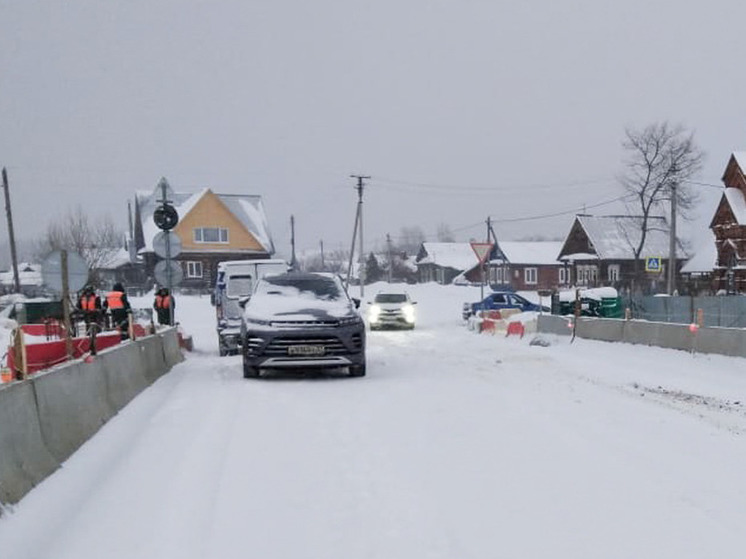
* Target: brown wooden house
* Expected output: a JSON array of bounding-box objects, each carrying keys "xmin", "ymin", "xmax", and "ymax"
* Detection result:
[
  {"xmin": 134, "ymin": 181, "xmax": 276, "ymax": 290},
  {"xmin": 557, "ymin": 214, "xmax": 682, "ymax": 294},
  {"xmin": 710, "ymin": 152, "xmax": 746, "ymax": 293}
]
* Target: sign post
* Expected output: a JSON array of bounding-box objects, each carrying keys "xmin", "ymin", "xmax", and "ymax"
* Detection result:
[{"xmin": 154, "ymin": 178, "xmax": 180, "ymax": 325}]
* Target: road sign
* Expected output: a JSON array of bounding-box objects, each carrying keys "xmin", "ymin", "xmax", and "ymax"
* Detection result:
[
  {"xmin": 153, "ymin": 231, "xmax": 183, "ymax": 259},
  {"xmin": 645, "ymin": 257, "xmax": 662, "ymax": 273},
  {"xmin": 41, "ymin": 251, "xmax": 89, "ymax": 293},
  {"xmin": 154, "ymin": 260, "xmax": 184, "ymax": 287},
  {"xmin": 153, "ymin": 204, "xmax": 179, "ymax": 230},
  {"xmin": 470, "ymin": 242, "xmax": 494, "ymax": 264}
]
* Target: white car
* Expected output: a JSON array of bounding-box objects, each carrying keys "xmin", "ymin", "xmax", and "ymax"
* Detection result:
[{"xmin": 367, "ymin": 292, "xmax": 417, "ymax": 330}]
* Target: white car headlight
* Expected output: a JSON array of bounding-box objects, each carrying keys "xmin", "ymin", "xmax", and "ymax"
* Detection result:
[
  {"xmin": 403, "ymin": 304, "xmax": 415, "ymax": 323},
  {"xmin": 368, "ymin": 304, "xmax": 382, "ymax": 322}
]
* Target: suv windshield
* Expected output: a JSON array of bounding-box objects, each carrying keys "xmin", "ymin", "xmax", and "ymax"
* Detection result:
[
  {"xmin": 374, "ymin": 293, "xmax": 407, "ymax": 303},
  {"xmin": 257, "ymin": 275, "xmax": 343, "ymax": 301}
]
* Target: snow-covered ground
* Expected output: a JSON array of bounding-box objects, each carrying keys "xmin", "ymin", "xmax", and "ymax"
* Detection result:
[{"xmin": 1, "ymin": 282, "xmax": 746, "ymax": 558}]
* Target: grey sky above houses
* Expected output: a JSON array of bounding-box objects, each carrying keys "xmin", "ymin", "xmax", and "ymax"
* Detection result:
[{"xmin": 2, "ymin": 0, "xmax": 745, "ymax": 263}]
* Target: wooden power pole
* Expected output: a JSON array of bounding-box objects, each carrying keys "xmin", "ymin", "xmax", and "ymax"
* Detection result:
[{"xmin": 2, "ymin": 168, "xmax": 21, "ymax": 293}]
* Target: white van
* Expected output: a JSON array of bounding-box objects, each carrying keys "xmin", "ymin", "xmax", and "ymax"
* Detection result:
[{"xmin": 214, "ymin": 258, "xmax": 288, "ymax": 355}]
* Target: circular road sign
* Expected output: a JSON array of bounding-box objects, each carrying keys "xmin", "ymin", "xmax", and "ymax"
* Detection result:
[
  {"xmin": 154, "ymin": 260, "xmax": 184, "ymax": 287},
  {"xmin": 41, "ymin": 251, "xmax": 89, "ymax": 293},
  {"xmin": 153, "ymin": 231, "xmax": 183, "ymax": 259},
  {"xmin": 153, "ymin": 204, "xmax": 179, "ymax": 230}
]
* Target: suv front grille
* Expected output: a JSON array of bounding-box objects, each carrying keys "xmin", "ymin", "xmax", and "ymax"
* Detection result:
[
  {"xmin": 270, "ymin": 320, "xmax": 338, "ymax": 328},
  {"xmin": 264, "ymin": 336, "xmax": 347, "ymax": 356}
]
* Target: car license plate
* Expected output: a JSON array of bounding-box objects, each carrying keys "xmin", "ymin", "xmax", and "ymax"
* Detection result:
[{"xmin": 288, "ymin": 345, "xmax": 325, "ymax": 356}]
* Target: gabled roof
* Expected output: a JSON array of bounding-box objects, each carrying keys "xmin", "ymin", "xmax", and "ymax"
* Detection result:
[
  {"xmin": 493, "ymin": 241, "xmax": 562, "ymax": 266},
  {"xmin": 730, "ymin": 152, "xmax": 746, "ymax": 175},
  {"xmin": 680, "ymin": 231, "xmax": 716, "ymax": 274},
  {"xmin": 417, "ymin": 243, "xmax": 478, "ymax": 271},
  {"xmin": 568, "ymin": 215, "xmax": 672, "ymax": 260},
  {"xmin": 136, "ymin": 182, "xmax": 274, "ymax": 254},
  {"xmin": 0, "ymin": 262, "xmax": 43, "ymax": 286},
  {"xmin": 723, "ymin": 188, "xmax": 746, "ymax": 225}
]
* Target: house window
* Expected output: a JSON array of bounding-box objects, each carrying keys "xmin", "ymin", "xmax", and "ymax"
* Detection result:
[
  {"xmin": 194, "ymin": 227, "xmax": 228, "ymax": 243},
  {"xmin": 559, "ymin": 267, "xmax": 568, "ymax": 285},
  {"xmin": 608, "ymin": 264, "xmax": 620, "ymax": 283},
  {"xmin": 577, "ymin": 264, "xmax": 598, "ymax": 286},
  {"xmin": 524, "ymin": 268, "xmax": 538, "ymax": 285},
  {"xmin": 186, "ymin": 261, "xmax": 203, "ymax": 278}
]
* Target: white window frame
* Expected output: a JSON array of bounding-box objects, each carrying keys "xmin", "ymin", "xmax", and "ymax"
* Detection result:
[
  {"xmin": 559, "ymin": 267, "xmax": 568, "ymax": 285},
  {"xmin": 194, "ymin": 227, "xmax": 229, "ymax": 244},
  {"xmin": 186, "ymin": 261, "xmax": 203, "ymax": 278},
  {"xmin": 524, "ymin": 267, "xmax": 538, "ymax": 285},
  {"xmin": 608, "ymin": 264, "xmax": 620, "ymax": 282}
]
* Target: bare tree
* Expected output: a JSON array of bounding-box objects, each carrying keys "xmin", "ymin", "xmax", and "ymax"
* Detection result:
[
  {"xmin": 619, "ymin": 122, "xmax": 704, "ymax": 283},
  {"xmin": 36, "ymin": 206, "xmax": 123, "ymax": 284}
]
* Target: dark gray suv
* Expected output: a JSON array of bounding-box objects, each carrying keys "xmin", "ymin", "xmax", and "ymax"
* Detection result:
[{"xmin": 240, "ymin": 272, "xmax": 366, "ymax": 378}]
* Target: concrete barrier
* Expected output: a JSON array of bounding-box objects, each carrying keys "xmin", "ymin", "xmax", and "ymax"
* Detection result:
[
  {"xmin": 0, "ymin": 331, "xmax": 182, "ymax": 513},
  {"xmin": 160, "ymin": 328, "xmax": 184, "ymax": 369},
  {"xmin": 695, "ymin": 327, "xmax": 746, "ymax": 358},
  {"xmin": 537, "ymin": 315, "xmax": 572, "ymax": 336},
  {"xmin": 33, "ymin": 361, "xmax": 115, "ymax": 463},
  {"xmin": 576, "ymin": 317, "xmax": 625, "ymax": 342},
  {"xmin": 0, "ymin": 382, "xmax": 59, "ymax": 505},
  {"xmin": 537, "ymin": 316, "xmax": 746, "ymax": 359}
]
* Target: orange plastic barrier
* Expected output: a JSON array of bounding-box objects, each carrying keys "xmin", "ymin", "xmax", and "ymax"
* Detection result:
[
  {"xmin": 506, "ymin": 322, "xmax": 525, "ymax": 338},
  {"xmin": 7, "ymin": 332, "xmax": 122, "ymax": 375}
]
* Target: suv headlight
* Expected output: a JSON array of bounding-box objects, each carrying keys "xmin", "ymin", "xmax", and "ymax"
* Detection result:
[
  {"xmin": 403, "ymin": 304, "xmax": 415, "ymax": 323},
  {"xmin": 338, "ymin": 315, "xmax": 363, "ymax": 327},
  {"xmin": 243, "ymin": 316, "xmax": 271, "ymax": 326}
]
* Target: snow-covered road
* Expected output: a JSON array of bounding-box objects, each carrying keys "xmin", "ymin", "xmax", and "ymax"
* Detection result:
[{"xmin": 2, "ymin": 284, "xmax": 746, "ymax": 558}]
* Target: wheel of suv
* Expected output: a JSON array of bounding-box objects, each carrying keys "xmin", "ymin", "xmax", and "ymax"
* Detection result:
[{"xmin": 349, "ymin": 363, "xmax": 366, "ymax": 377}]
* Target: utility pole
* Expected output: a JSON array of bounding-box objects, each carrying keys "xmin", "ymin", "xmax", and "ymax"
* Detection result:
[
  {"xmin": 320, "ymin": 239, "xmax": 325, "ymax": 271},
  {"xmin": 386, "ymin": 233, "xmax": 393, "ymax": 283},
  {"xmin": 667, "ymin": 181, "xmax": 677, "ymax": 295},
  {"xmin": 349, "ymin": 174, "xmax": 370, "ymax": 297},
  {"xmin": 290, "ymin": 215, "xmax": 297, "ymax": 271},
  {"xmin": 2, "ymin": 168, "xmax": 21, "ymax": 293}
]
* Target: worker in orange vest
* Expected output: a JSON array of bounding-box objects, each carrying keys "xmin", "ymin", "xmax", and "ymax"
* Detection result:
[
  {"xmin": 154, "ymin": 287, "xmax": 175, "ymax": 325},
  {"xmin": 76, "ymin": 285, "xmax": 102, "ymax": 334},
  {"xmin": 103, "ymin": 282, "xmax": 132, "ymax": 338}
]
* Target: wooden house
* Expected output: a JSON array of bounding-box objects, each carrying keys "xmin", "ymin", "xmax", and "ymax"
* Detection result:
[
  {"xmin": 557, "ymin": 214, "xmax": 682, "ymax": 294},
  {"xmin": 416, "ymin": 242, "xmax": 479, "ymax": 284},
  {"xmin": 710, "ymin": 152, "xmax": 746, "ymax": 293},
  {"xmin": 134, "ymin": 181, "xmax": 276, "ymax": 290},
  {"xmin": 486, "ymin": 241, "xmax": 564, "ymax": 291}
]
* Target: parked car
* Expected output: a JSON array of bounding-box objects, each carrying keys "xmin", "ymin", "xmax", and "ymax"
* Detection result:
[
  {"xmin": 213, "ymin": 259, "xmax": 289, "ymax": 356},
  {"xmin": 462, "ymin": 291, "xmax": 548, "ymax": 320},
  {"xmin": 240, "ymin": 272, "xmax": 366, "ymax": 378},
  {"xmin": 367, "ymin": 291, "xmax": 417, "ymax": 330}
]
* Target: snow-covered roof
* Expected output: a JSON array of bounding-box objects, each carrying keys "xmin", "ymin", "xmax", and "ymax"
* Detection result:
[
  {"xmin": 680, "ymin": 231, "xmax": 717, "ymax": 274},
  {"xmin": 494, "ymin": 241, "xmax": 562, "ymax": 265},
  {"xmin": 137, "ymin": 183, "xmax": 274, "ymax": 254},
  {"xmin": 417, "ymin": 243, "xmax": 478, "ymax": 271},
  {"xmin": 723, "ymin": 187, "xmax": 746, "ymax": 225},
  {"xmin": 732, "ymin": 152, "xmax": 746, "ymax": 172},
  {"xmin": 0, "ymin": 262, "xmax": 43, "ymax": 286},
  {"xmin": 575, "ymin": 215, "xmax": 671, "ymax": 260}
]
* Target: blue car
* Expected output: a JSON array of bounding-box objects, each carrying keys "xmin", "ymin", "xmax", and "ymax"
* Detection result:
[{"xmin": 462, "ymin": 291, "xmax": 547, "ymax": 320}]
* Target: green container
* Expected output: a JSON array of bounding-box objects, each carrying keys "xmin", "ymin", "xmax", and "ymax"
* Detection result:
[{"xmin": 600, "ymin": 297, "xmax": 623, "ymax": 318}]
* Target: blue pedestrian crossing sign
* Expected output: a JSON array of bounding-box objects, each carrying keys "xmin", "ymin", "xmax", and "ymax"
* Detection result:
[{"xmin": 645, "ymin": 257, "xmax": 662, "ymax": 273}]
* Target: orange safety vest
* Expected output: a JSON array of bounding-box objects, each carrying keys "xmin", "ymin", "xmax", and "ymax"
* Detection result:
[
  {"xmin": 107, "ymin": 291, "xmax": 125, "ymax": 310},
  {"xmin": 155, "ymin": 295, "xmax": 171, "ymax": 309},
  {"xmin": 80, "ymin": 295, "xmax": 97, "ymax": 311}
]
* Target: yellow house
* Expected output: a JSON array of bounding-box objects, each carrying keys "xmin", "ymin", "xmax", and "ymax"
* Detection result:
[{"xmin": 133, "ymin": 180, "xmax": 276, "ymax": 289}]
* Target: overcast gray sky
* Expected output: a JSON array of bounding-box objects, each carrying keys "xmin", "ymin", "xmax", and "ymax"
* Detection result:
[{"xmin": 2, "ymin": 0, "xmax": 745, "ymax": 261}]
